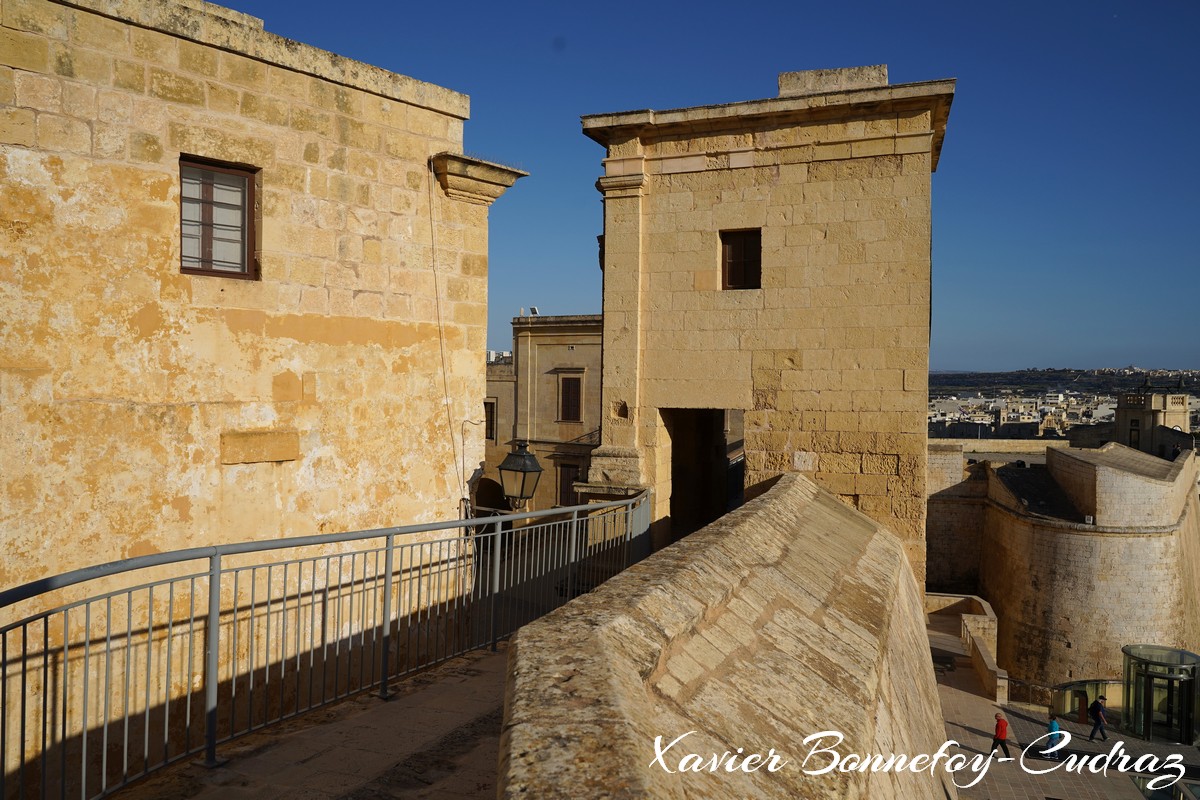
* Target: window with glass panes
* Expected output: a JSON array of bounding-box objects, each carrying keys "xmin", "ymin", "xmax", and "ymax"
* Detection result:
[
  {"xmin": 180, "ymin": 157, "xmax": 257, "ymax": 279},
  {"xmin": 720, "ymin": 229, "xmax": 761, "ymax": 290}
]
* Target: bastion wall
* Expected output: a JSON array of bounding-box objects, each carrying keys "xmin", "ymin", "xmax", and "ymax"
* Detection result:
[
  {"xmin": 979, "ymin": 451, "xmax": 1200, "ymax": 685},
  {"xmin": 500, "ymin": 473, "xmax": 957, "ymax": 799}
]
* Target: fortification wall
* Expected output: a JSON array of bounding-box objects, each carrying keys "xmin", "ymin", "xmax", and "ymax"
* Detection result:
[
  {"xmin": 1044, "ymin": 448, "xmax": 1098, "ymax": 519},
  {"xmin": 500, "ymin": 474, "xmax": 957, "ymax": 799},
  {"xmin": 1046, "ymin": 448, "xmax": 1196, "ymax": 527},
  {"xmin": 927, "ymin": 443, "xmax": 964, "ymax": 493},
  {"xmin": 1093, "ymin": 457, "xmax": 1194, "ymax": 528},
  {"xmin": 925, "ymin": 444, "xmax": 984, "ymax": 591},
  {"xmin": 980, "ymin": 496, "xmax": 1200, "ymax": 685},
  {"xmin": 926, "ymin": 493, "xmax": 984, "ymax": 593},
  {"xmin": 940, "ymin": 439, "xmax": 1071, "ymax": 455}
]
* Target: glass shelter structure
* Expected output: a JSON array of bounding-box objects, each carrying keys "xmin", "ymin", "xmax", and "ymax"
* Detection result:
[{"xmin": 1122, "ymin": 645, "xmax": 1200, "ymax": 745}]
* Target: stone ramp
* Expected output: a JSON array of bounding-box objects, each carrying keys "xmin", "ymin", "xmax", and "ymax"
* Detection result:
[{"xmin": 501, "ymin": 473, "xmax": 957, "ymax": 799}]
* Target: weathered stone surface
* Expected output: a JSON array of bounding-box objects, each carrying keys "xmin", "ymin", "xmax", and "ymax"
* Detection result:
[
  {"xmin": 0, "ymin": 0, "xmax": 518, "ymax": 594},
  {"xmin": 501, "ymin": 474, "xmax": 957, "ymax": 799}
]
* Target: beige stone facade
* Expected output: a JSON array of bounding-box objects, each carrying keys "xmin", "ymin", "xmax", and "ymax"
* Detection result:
[
  {"xmin": 479, "ymin": 314, "xmax": 602, "ymax": 512},
  {"xmin": 1114, "ymin": 390, "xmax": 1191, "ymax": 457},
  {"xmin": 1, "ymin": 0, "xmax": 523, "ymax": 591},
  {"xmin": 578, "ymin": 67, "xmax": 953, "ymax": 580}
]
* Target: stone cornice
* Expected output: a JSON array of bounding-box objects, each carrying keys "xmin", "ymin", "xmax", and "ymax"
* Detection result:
[
  {"xmin": 430, "ymin": 153, "xmax": 527, "ymax": 206},
  {"xmin": 54, "ymin": 0, "xmax": 471, "ymax": 119},
  {"xmin": 595, "ymin": 174, "xmax": 645, "ymax": 197},
  {"xmin": 582, "ymin": 78, "xmax": 955, "ymax": 170}
]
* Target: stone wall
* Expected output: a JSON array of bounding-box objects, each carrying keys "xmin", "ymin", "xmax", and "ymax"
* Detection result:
[
  {"xmin": 929, "ymin": 446, "xmax": 1200, "ymax": 685},
  {"xmin": 500, "ymin": 473, "xmax": 957, "ymax": 799},
  {"xmin": 1, "ymin": 0, "xmax": 521, "ymax": 594},
  {"xmin": 926, "ymin": 446, "xmax": 986, "ymax": 592},
  {"xmin": 1046, "ymin": 445, "xmax": 1196, "ymax": 529},
  {"xmin": 979, "ymin": 466, "xmax": 1200, "ymax": 685},
  {"xmin": 939, "ymin": 438, "xmax": 1072, "ymax": 455}
]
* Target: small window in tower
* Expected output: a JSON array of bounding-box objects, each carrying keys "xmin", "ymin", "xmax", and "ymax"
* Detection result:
[{"xmin": 721, "ymin": 229, "xmax": 761, "ymax": 290}]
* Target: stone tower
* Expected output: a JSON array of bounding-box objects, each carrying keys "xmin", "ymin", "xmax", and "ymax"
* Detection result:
[{"xmin": 577, "ymin": 66, "xmax": 953, "ymax": 582}]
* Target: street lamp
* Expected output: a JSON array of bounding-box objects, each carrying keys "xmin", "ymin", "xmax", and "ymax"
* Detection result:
[{"xmin": 497, "ymin": 440, "xmax": 542, "ymax": 510}]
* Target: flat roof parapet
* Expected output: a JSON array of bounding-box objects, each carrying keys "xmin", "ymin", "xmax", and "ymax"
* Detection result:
[
  {"xmin": 778, "ymin": 65, "xmax": 889, "ymax": 96},
  {"xmin": 56, "ymin": 0, "xmax": 471, "ymax": 118},
  {"xmin": 581, "ymin": 71, "xmax": 954, "ymax": 169}
]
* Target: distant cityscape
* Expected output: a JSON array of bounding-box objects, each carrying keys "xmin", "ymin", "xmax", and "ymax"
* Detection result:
[{"xmin": 929, "ymin": 367, "xmax": 1198, "ymax": 443}]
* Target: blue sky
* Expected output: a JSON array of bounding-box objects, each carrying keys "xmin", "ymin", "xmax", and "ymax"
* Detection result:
[{"xmin": 234, "ymin": 0, "xmax": 1198, "ymax": 371}]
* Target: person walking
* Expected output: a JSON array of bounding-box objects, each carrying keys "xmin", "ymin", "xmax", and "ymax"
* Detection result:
[
  {"xmin": 1088, "ymin": 695, "xmax": 1108, "ymax": 742},
  {"xmin": 992, "ymin": 712, "xmax": 1012, "ymax": 758},
  {"xmin": 1043, "ymin": 713, "xmax": 1064, "ymax": 759}
]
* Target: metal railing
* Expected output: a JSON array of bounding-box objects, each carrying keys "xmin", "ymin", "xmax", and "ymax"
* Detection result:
[{"xmin": 0, "ymin": 492, "xmax": 651, "ymax": 799}]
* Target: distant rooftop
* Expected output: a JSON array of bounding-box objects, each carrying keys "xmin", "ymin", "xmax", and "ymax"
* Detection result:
[{"xmin": 511, "ymin": 313, "xmax": 602, "ymax": 327}]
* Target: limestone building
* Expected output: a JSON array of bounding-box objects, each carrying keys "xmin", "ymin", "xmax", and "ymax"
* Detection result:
[
  {"xmin": 0, "ymin": 0, "xmax": 523, "ymax": 591},
  {"xmin": 577, "ymin": 66, "xmax": 954, "ymax": 580},
  {"xmin": 1068, "ymin": 389, "xmax": 1195, "ymax": 457},
  {"xmin": 1114, "ymin": 389, "xmax": 1191, "ymax": 457},
  {"xmin": 478, "ymin": 314, "xmax": 603, "ymax": 512},
  {"xmin": 927, "ymin": 442, "xmax": 1200, "ymax": 687}
]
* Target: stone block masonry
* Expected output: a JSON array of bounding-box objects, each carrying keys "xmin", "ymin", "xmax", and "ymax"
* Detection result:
[
  {"xmin": 500, "ymin": 474, "xmax": 957, "ymax": 799},
  {"xmin": 1, "ymin": 0, "xmax": 522, "ymax": 594},
  {"xmin": 579, "ymin": 67, "xmax": 954, "ymax": 586}
]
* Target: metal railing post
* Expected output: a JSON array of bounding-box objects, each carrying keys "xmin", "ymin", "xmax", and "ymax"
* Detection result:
[
  {"xmin": 567, "ymin": 510, "xmax": 579, "ymax": 600},
  {"xmin": 204, "ymin": 553, "xmax": 223, "ymax": 767},
  {"xmin": 379, "ymin": 533, "xmax": 395, "ymax": 699},
  {"xmin": 490, "ymin": 520, "xmax": 502, "ymax": 651}
]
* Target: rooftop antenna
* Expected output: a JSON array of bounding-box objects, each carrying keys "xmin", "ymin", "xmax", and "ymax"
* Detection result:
[{"xmin": 530, "ymin": 306, "xmax": 540, "ymax": 315}]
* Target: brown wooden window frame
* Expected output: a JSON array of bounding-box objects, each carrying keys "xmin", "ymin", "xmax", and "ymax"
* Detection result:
[
  {"xmin": 484, "ymin": 398, "xmax": 497, "ymax": 442},
  {"xmin": 720, "ymin": 228, "xmax": 761, "ymax": 290},
  {"xmin": 180, "ymin": 155, "xmax": 260, "ymax": 280},
  {"xmin": 559, "ymin": 375, "xmax": 583, "ymax": 423}
]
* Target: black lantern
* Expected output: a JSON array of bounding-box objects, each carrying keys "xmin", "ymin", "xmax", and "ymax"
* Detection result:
[{"xmin": 497, "ymin": 440, "xmax": 543, "ymax": 510}]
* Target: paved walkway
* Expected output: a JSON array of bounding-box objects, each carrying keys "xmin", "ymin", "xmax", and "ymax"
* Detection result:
[
  {"xmin": 114, "ymin": 619, "xmax": 1200, "ymax": 799},
  {"xmin": 117, "ymin": 645, "xmax": 508, "ymax": 800},
  {"xmin": 931, "ymin": 613, "xmax": 1199, "ymax": 800}
]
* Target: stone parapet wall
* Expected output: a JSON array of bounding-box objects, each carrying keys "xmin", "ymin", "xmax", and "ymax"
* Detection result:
[
  {"xmin": 939, "ymin": 439, "xmax": 1072, "ymax": 455},
  {"xmin": 1046, "ymin": 447, "xmax": 1196, "ymax": 527},
  {"xmin": 980, "ymin": 496, "xmax": 1200, "ymax": 685},
  {"xmin": 926, "ymin": 456, "xmax": 987, "ymax": 593},
  {"xmin": 500, "ymin": 473, "xmax": 956, "ymax": 799}
]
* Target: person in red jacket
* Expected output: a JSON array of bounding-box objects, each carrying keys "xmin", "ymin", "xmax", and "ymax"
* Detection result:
[{"xmin": 992, "ymin": 712, "xmax": 1012, "ymax": 758}]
